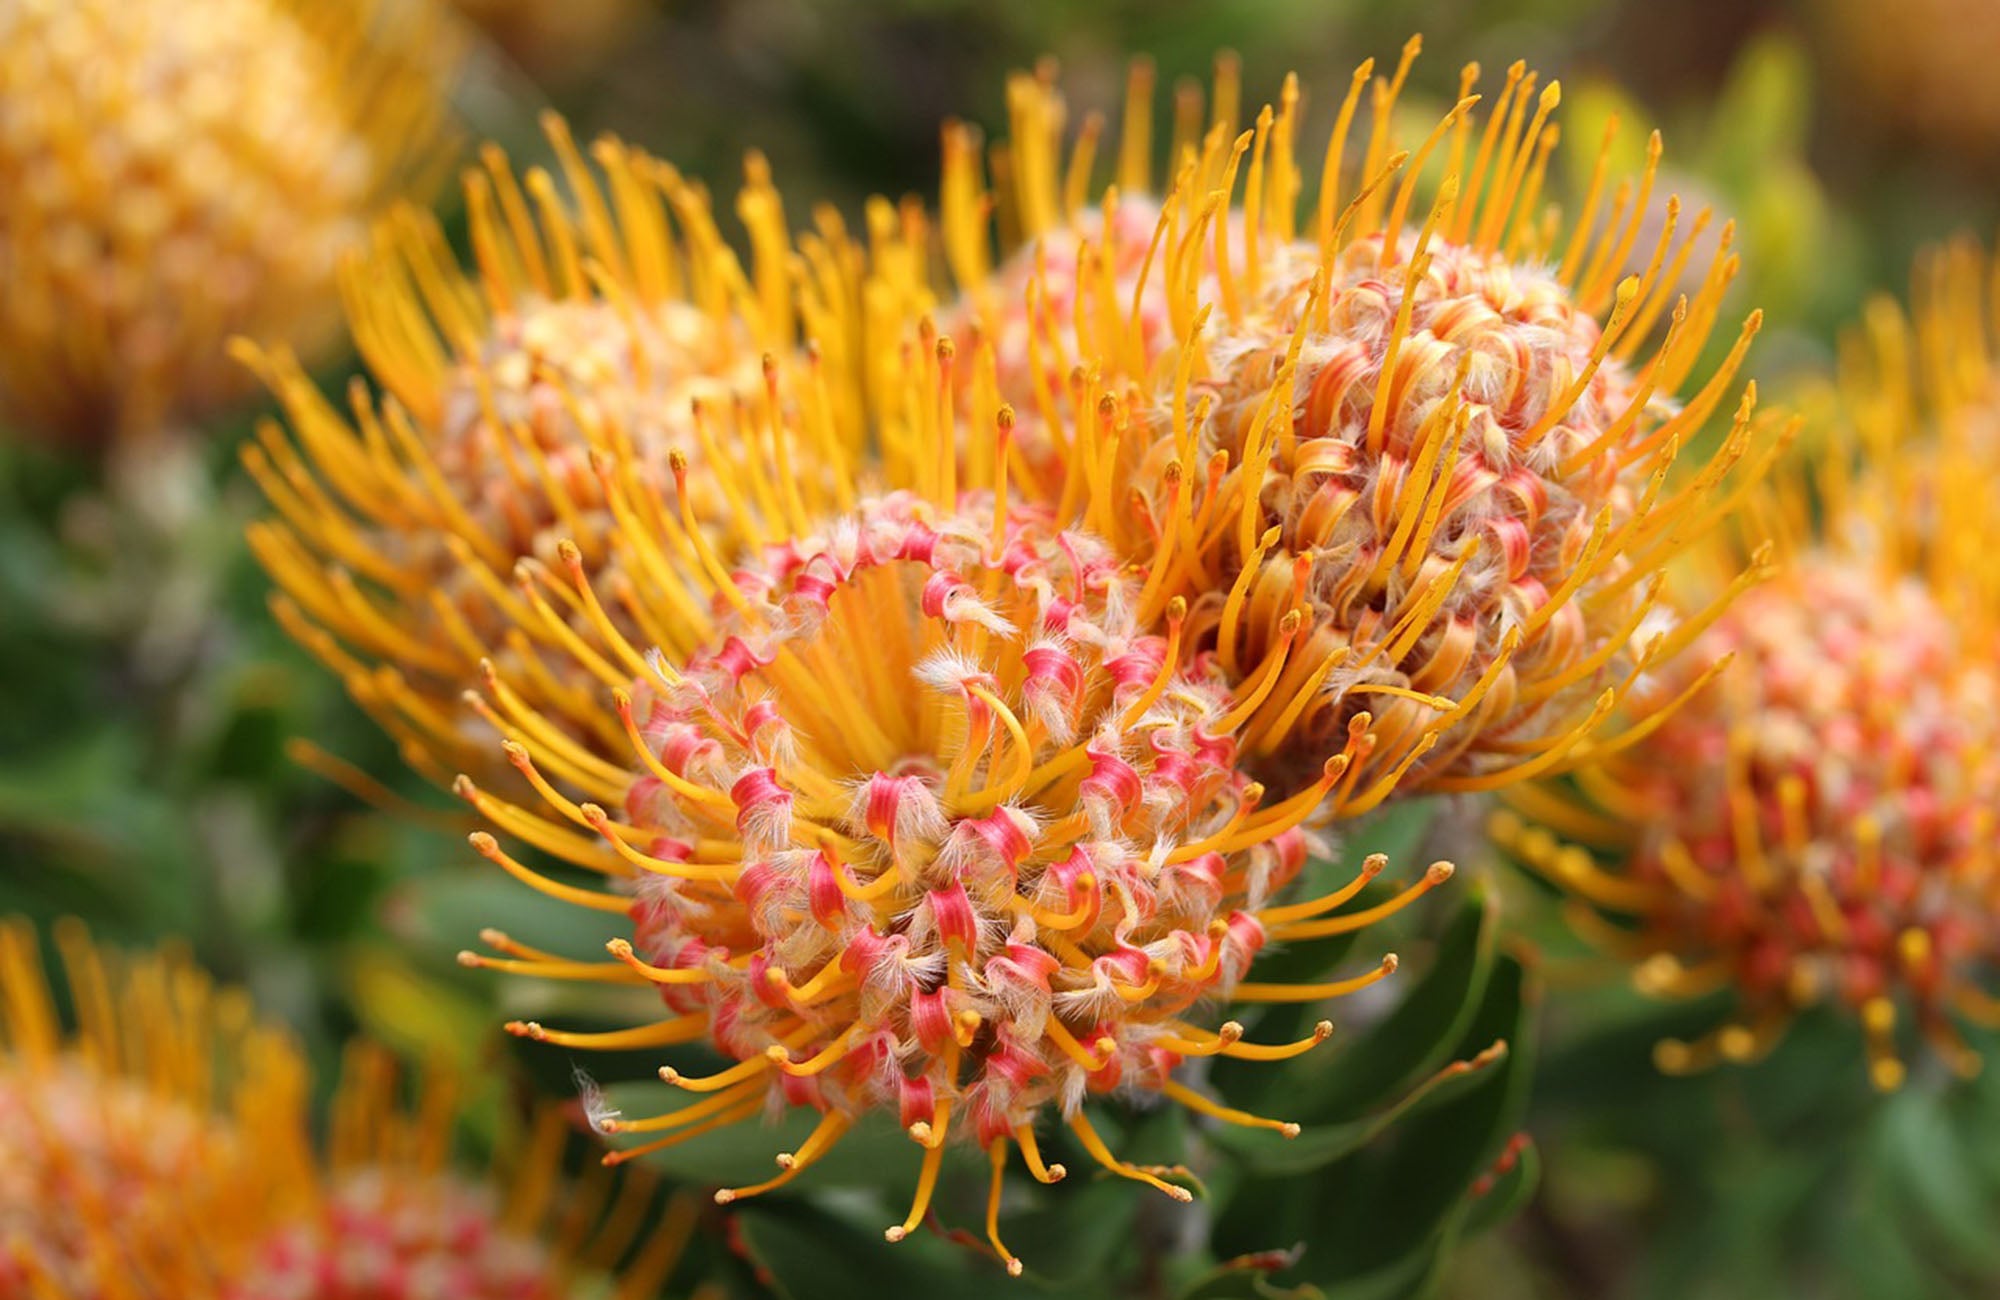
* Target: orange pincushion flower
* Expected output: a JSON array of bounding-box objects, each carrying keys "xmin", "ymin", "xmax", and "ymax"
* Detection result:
[
  {"xmin": 1495, "ymin": 240, "xmax": 2000, "ymax": 1089},
  {"xmin": 0, "ymin": 920, "xmax": 304, "ymax": 1294},
  {"xmin": 0, "ymin": 0, "xmax": 458, "ymax": 444},
  {"xmin": 240, "ymin": 116, "xmax": 868, "ymax": 784},
  {"xmin": 903, "ymin": 45, "xmax": 1782, "ymax": 805},
  {"xmin": 224, "ymin": 1050, "xmax": 696, "ymax": 1300},
  {"xmin": 454, "ymin": 489, "xmax": 1449, "ymax": 1272},
  {"xmin": 0, "ymin": 918, "xmax": 689, "ymax": 1298}
]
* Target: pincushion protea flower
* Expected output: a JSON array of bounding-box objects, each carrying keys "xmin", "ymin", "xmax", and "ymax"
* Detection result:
[
  {"xmin": 898, "ymin": 44, "xmax": 1783, "ymax": 804},
  {"xmin": 0, "ymin": 918, "xmax": 300, "ymax": 1294},
  {"xmin": 0, "ymin": 0, "xmax": 458, "ymax": 445},
  {"xmin": 0, "ymin": 917, "xmax": 689, "ymax": 1297},
  {"xmin": 226, "ymin": 1049, "xmax": 696, "ymax": 1300},
  {"xmin": 453, "ymin": 484, "xmax": 1452, "ymax": 1272},
  {"xmin": 240, "ymin": 115, "xmax": 867, "ymax": 785},
  {"xmin": 1494, "ymin": 239, "xmax": 2000, "ymax": 1089}
]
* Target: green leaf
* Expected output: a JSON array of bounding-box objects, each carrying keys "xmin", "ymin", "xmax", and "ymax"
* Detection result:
[
  {"xmin": 1214, "ymin": 952, "xmax": 1534, "ymax": 1294},
  {"xmin": 994, "ymin": 1169, "xmax": 1145, "ymax": 1286},
  {"xmin": 733, "ymin": 1199, "xmax": 1024, "ymax": 1300},
  {"xmin": 594, "ymin": 1080, "xmax": 972, "ymax": 1194},
  {"xmin": 1207, "ymin": 919, "xmax": 1528, "ymax": 1293},
  {"xmin": 1311, "ymin": 1239, "xmax": 1453, "ymax": 1300},
  {"xmin": 342, "ymin": 946, "xmax": 496, "ymax": 1071},
  {"xmin": 1206, "ymin": 1038, "xmax": 1509, "ymax": 1177},
  {"xmin": 391, "ymin": 863, "xmax": 625, "ymax": 962},
  {"xmin": 1263, "ymin": 885, "xmax": 1498, "ymax": 1126},
  {"xmin": 1874, "ymin": 1084, "xmax": 2000, "ymax": 1273},
  {"xmin": 1327, "ymin": 955, "xmax": 1535, "ymax": 1272},
  {"xmin": 1178, "ymin": 1248, "xmax": 1326, "ymax": 1300},
  {"xmin": 1341, "ymin": 797, "xmax": 1444, "ymax": 867},
  {"xmin": 1457, "ymin": 1136, "xmax": 1540, "ymax": 1239}
]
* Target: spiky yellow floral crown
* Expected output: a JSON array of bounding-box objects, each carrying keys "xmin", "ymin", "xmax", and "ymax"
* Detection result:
[
  {"xmin": 242, "ymin": 38, "xmax": 1780, "ymax": 1272},
  {"xmin": 0, "ymin": 0, "xmax": 459, "ymax": 444},
  {"xmin": 1497, "ymin": 237, "xmax": 2000, "ymax": 1089},
  {"xmin": 877, "ymin": 40, "xmax": 1781, "ymax": 805},
  {"xmin": 0, "ymin": 917, "xmax": 688, "ymax": 1298}
]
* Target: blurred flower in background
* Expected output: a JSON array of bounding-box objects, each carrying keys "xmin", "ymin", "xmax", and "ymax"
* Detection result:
[
  {"xmin": 0, "ymin": 0, "xmax": 466, "ymax": 727},
  {"xmin": 1497, "ymin": 239, "xmax": 2000, "ymax": 1092},
  {"xmin": 0, "ymin": 0, "xmax": 461, "ymax": 452},
  {"xmin": 0, "ymin": 917, "xmax": 691, "ymax": 1299}
]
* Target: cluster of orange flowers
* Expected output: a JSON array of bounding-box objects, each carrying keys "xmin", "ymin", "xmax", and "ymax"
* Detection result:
[
  {"xmin": 5, "ymin": 0, "xmax": 1998, "ymax": 1286},
  {"xmin": 1496, "ymin": 240, "xmax": 2000, "ymax": 1090},
  {"xmin": 238, "ymin": 37, "xmax": 1779, "ymax": 1270},
  {"xmin": 0, "ymin": 0, "xmax": 457, "ymax": 445},
  {"xmin": 0, "ymin": 919, "xmax": 689, "ymax": 1297}
]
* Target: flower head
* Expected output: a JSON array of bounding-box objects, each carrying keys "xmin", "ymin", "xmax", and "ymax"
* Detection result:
[
  {"xmin": 225, "ymin": 1050, "xmax": 694, "ymax": 1300},
  {"xmin": 906, "ymin": 46, "xmax": 1780, "ymax": 804},
  {"xmin": 1496, "ymin": 240, "xmax": 2000, "ymax": 1088},
  {"xmin": 456, "ymin": 489, "xmax": 1447, "ymax": 1272},
  {"xmin": 242, "ymin": 116, "xmax": 866, "ymax": 783},
  {"xmin": 0, "ymin": 918, "xmax": 687, "ymax": 1298},
  {"xmin": 0, "ymin": 919, "xmax": 301, "ymax": 1295},
  {"xmin": 0, "ymin": 0, "xmax": 458, "ymax": 444}
]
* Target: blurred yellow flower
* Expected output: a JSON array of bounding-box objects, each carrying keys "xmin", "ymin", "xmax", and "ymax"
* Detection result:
[
  {"xmin": 1497, "ymin": 239, "xmax": 2000, "ymax": 1089},
  {"xmin": 0, "ymin": 0, "xmax": 460, "ymax": 446},
  {"xmin": 0, "ymin": 917, "xmax": 690, "ymax": 1297}
]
